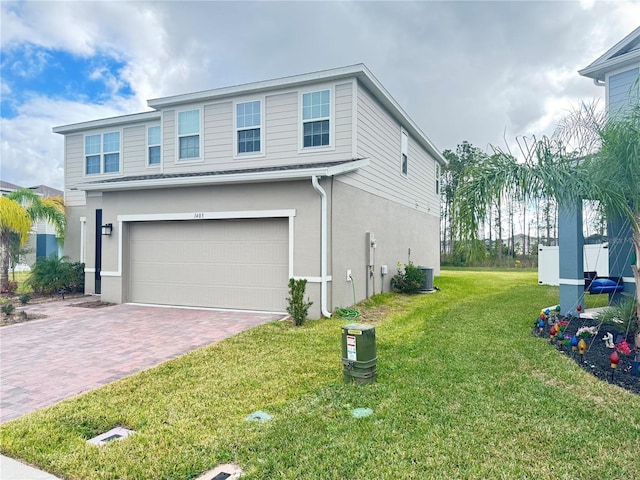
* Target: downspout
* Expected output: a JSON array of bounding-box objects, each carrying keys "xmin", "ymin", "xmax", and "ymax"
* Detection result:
[{"xmin": 311, "ymin": 175, "xmax": 332, "ymax": 318}]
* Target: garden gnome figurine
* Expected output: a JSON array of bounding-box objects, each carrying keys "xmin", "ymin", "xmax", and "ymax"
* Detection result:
[{"xmin": 602, "ymin": 332, "xmax": 614, "ymax": 349}]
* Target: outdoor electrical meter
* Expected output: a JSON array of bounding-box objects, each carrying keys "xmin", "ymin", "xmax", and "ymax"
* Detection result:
[{"xmin": 341, "ymin": 323, "xmax": 377, "ymax": 384}]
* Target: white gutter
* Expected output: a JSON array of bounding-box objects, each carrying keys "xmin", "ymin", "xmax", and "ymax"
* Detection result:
[{"xmin": 311, "ymin": 175, "xmax": 332, "ymax": 318}]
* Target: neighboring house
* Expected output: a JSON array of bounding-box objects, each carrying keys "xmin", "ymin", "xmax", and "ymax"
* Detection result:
[
  {"xmin": 558, "ymin": 27, "xmax": 639, "ymax": 312},
  {"xmin": 54, "ymin": 64, "xmax": 446, "ymax": 317},
  {"xmin": 0, "ymin": 180, "xmax": 63, "ymax": 267}
]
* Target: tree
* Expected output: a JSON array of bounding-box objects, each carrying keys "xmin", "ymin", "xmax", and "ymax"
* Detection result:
[
  {"xmin": 455, "ymin": 101, "xmax": 640, "ymax": 355},
  {"xmin": 440, "ymin": 141, "xmax": 488, "ymax": 258},
  {"xmin": 0, "ymin": 189, "xmax": 65, "ymax": 288},
  {"xmin": 8, "ymin": 232, "xmax": 34, "ymax": 281}
]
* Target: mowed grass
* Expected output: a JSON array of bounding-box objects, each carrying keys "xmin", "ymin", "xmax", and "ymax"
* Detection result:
[{"xmin": 1, "ymin": 269, "xmax": 638, "ymax": 479}]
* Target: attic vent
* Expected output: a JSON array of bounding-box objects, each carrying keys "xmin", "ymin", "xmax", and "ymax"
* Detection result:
[{"xmin": 87, "ymin": 427, "xmax": 135, "ymax": 446}]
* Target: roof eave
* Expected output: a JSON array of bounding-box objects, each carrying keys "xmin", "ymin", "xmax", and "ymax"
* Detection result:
[
  {"xmin": 53, "ymin": 111, "xmax": 162, "ymax": 135},
  {"xmin": 147, "ymin": 64, "xmax": 447, "ymax": 166},
  {"xmin": 76, "ymin": 159, "xmax": 370, "ymax": 192},
  {"xmin": 147, "ymin": 64, "xmax": 369, "ymax": 108},
  {"xmin": 579, "ymin": 26, "xmax": 640, "ymax": 81},
  {"xmin": 579, "ymin": 50, "xmax": 640, "ymax": 81},
  {"xmin": 354, "ymin": 69, "xmax": 447, "ymax": 166}
]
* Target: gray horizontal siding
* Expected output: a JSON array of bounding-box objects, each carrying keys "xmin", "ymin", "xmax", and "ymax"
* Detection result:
[
  {"xmin": 162, "ymin": 109, "xmax": 176, "ymax": 165},
  {"xmin": 350, "ymin": 82, "xmax": 439, "ymax": 217},
  {"xmin": 609, "ymin": 67, "xmax": 639, "ymax": 115},
  {"xmin": 64, "ymin": 81, "xmax": 358, "ymax": 192},
  {"xmin": 64, "ymin": 134, "xmax": 85, "ymax": 207},
  {"xmin": 203, "ymin": 101, "xmax": 233, "ymax": 159},
  {"xmin": 121, "ymin": 125, "xmax": 147, "ymax": 176}
]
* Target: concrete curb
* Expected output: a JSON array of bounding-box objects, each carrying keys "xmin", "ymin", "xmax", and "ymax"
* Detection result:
[{"xmin": 0, "ymin": 455, "xmax": 61, "ymax": 479}]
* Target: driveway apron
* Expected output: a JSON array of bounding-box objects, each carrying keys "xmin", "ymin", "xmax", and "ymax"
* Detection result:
[{"xmin": 0, "ymin": 299, "xmax": 284, "ymax": 423}]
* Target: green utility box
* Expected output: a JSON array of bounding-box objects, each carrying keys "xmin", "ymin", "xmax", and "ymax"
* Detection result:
[{"xmin": 341, "ymin": 323, "xmax": 377, "ymax": 384}]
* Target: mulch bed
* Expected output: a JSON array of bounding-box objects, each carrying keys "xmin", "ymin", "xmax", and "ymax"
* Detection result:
[
  {"xmin": 535, "ymin": 316, "xmax": 639, "ymax": 395},
  {"xmin": 0, "ymin": 292, "xmax": 113, "ymax": 326},
  {"xmin": 71, "ymin": 301, "xmax": 115, "ymax": 308}
]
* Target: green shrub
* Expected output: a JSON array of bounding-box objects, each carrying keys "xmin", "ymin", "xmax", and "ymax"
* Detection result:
[
  {"xmin": 26, "ymin": 256, "xmax": 85, "ymax": 294},
  {"xmin": 286, "ymin": 278, "xmax": 313, "ymax": 326},
  {"xmin": 391, "ymin": 262, "xmax": 424, "ymax": 294},
  {"xmin": 596, "ymin": 295, "xmax": 638, "ymax": 336},
  {"xmin": 1, "ymin": 303, "xmax": 15, "ymax": 316},
  {"xmin": 19, "ymin": 293, "xmax": 31, "ymax": 305}
]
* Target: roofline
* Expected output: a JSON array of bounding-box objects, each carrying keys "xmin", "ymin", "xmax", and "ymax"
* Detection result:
[
  {"xmin": 76, "ymin": 158, "xmax": 370, "ymax": 192},
  {"xmin": 53, "ymin": 111, "xmax": 161, "ymax": 134},
  {"xmin": 148, "ymin": 64, "xmax": 368, "ymax": 108},
  {"xmin": 52, "ymin": 64, "xmax": 446, "ymax": 165},
  {"xmin": 579, "ymin": 27, "xmax": 640, "ymax": 81},
  {"xmin": 147, "ymin": 64, "xmax": 446, "ymax": 165}
]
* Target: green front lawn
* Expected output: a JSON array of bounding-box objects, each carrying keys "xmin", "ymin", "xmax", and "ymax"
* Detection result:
[{"xmin": 1, "ymin": 269, "xmax": 638, "ymax": 479}]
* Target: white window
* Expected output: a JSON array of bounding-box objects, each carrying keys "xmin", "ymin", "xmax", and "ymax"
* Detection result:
[
  {"xmin": 302, "ymin": 90, "xmax": 330, "ymax": 148},
  {"xmin": 178, "ymin": 109, "xmax": 200, "ymax": 160},
  {"xmin": 148, "ymin": 126, "xmax": 161, "ymax": 165},
  {"xmin": 236, "ymin": 100, "xmax": 262, "ymax": 154},
  {"xmin": 435, "ymin": 162, "xmax": 440, "ymax": 194},
  {"xmin": 85, "ymin": 132, "xmax": 120, "ymax": 175},
  {"xmin": 401, "ymin": 129, "xmax": 408, "ymax": 176}
]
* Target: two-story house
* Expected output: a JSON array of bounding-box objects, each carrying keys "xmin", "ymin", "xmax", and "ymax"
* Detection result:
[
  {"xmin": 54, "ymin": 64, "xmax": 446, "ymax": 318},
  {"xmin": 558, "ymin": 27, "xmax": 639, "ymax": 312}
]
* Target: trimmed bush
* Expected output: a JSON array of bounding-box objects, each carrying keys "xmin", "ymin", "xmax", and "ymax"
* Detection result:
[
  {"xmin": 391, "ymin": 262, "xmax": 424, "ymax": 294},
  {"xmin": 286, "ymin": 278, "xmax": 313, "ymax": 326},
  {"xmin": 26, "ymin": 257, "xmax": 85, "ymax": 295}
]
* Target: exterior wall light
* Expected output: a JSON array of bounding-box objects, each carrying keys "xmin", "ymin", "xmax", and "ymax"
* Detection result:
[{"xmin": 101, "ymin": 223, "xmax": 113, "ymax": 236}]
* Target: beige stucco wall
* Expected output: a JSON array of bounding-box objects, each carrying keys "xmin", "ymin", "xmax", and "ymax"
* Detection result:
[
  {"xmin": 330, "ymin": 179, "xmax": 440, "ymax": 311},
  {"xmin": 91, "ymin": 180, "xmax": 329, "ymax": 317}
]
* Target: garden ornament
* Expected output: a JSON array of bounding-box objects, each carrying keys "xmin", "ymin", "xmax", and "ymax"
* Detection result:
[
  {"xmin": 609, "ymin": 350, "xmax": 620, "ymax": 381},
  {"xmin": 602, "ymin": 332, "xmax": 614, "ymax": 349},
  {"xmin": 578, "ymin": 338, "xmax": 587, "ymax": 355}
]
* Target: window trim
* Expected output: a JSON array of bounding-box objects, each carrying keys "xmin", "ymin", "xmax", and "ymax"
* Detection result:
[
  {"xmin": 233, "ymin": 98, "xmax": 265, "ymax": 159},
  {"xmin": 298, "ymin": 86, "xmax": 335, "ymax": 153},
  {"xmin": 146, "ymin": 124, "xmax": 162, "ymax": 167},
  {"xmin": 176, "ymin": 108, "xmax": 203, "ymax": 163},
  {"xmin": 83, "ymin": 130, "xmax": 122, "ymax": 177},
  {"xmin": 435, "ymin": 162, "xmax": 441, "ymax": 194},
  {"xmin": 400, "ymin": 128, "xmax": 408, "ymax": 177}
]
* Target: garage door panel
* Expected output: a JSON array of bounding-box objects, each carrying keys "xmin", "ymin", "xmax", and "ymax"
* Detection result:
[{"xmin": 129, "ymin": 219, "xmax": 288, "ymax": 311}]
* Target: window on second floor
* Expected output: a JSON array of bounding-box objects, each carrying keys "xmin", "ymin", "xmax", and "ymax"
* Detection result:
[
  {"xmin": 178, "ymin": 109, "xmax": 200, "ymax": 160},
  {"xmin": 302, "ymin": 90, "xmax": 330, "ymax": 148},
  {"xmin": 236, "ymin": 100, "xmax": 262, "ymax": 154},
  {"xmin": 435, "ymin": 162, "xmax": 440, "ymax": 194},
  {"xmin": 401, "ymin": 129, "xmax": 408, "ymax": 176},
  {"xmin": 147, "ymin": 126, "xmax": 161, "ymax": 165},
  {"xmin": 85, "ymin": 132, "xmax": 120, "ymax": 175}
]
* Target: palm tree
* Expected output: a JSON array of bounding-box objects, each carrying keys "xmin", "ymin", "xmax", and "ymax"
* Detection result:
[
  {"xmin": 454, "ymin": 101, "xmax": 640, "ymax": 353},
  {"xmin": 0, "ymin": 189, "xmax": 66, "ymax": 288}
]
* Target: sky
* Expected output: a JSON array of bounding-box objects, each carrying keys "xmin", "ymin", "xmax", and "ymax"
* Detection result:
[{"xmin": 1, "ymin": 1, "xmax": 639, "ymax": 191}]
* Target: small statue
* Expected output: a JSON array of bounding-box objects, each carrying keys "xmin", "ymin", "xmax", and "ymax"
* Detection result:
[{"xmin": 602, "ymin": 332, "xmax": 614, "ymax": 349}]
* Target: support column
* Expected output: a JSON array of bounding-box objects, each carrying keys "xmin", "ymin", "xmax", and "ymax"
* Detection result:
[
  {"xmin": 558, "ymin": 200, "xmax": 584, "ymax": 315},
  {"xmin": 608, "ymin": 214, "xmax": 636, "ymax": 302}
]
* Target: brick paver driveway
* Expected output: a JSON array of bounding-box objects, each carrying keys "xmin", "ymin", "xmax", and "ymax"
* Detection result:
[{"xmin": 0, "ymin": 297, "xmax": 285, "ymax": 423}]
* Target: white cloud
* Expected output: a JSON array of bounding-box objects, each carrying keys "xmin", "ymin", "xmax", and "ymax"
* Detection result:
[
  {"xmin": 0, "ymin": 94, "xmax": 139, "ymax": 189},
  {"xmin": 0, "ymin": 0, "xmax": 638, "ymax": 189}
]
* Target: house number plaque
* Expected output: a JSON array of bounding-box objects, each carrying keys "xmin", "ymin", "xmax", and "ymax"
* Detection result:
[{"xmin": 193, "ymin": 212, "xmax": 205, "ymax": 219}]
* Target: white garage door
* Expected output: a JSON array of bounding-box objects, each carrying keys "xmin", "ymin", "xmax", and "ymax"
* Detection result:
[{"xmin": 129, "ymin": 218, "xmax": 289, "ymax": 311}]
